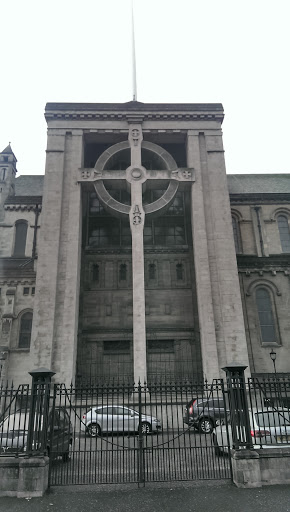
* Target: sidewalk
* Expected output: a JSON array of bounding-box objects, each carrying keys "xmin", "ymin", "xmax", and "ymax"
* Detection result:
[{"xmin": 1, "ymin": 481, "xmax": 290, "ymax": 512}]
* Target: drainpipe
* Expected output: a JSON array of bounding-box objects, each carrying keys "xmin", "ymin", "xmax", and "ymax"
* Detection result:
[
  {"xmin": 254, "ymin": 206, "xmax": 265, "ymax": 256},
  {"xmin": 32, "ymin": 204, "xmax": 40, "ymax": 259}
]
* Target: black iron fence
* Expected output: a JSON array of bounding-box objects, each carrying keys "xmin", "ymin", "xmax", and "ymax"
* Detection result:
[
  {"xmin": 1, "ymin": 373, "xmax": 290, "ymax": 487},
  {"xmin": 48, "ymin": 379, "xmax": 231, "ymax": 485}
]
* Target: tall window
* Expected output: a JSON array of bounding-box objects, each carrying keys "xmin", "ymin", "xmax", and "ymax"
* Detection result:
[
  {"xmin": 87, "ymin": 191, "xmax": 187, "ymax": 248},
  {"xmin": 19, "ymin": 312, "xmax": 33, "ymax": 348},
  {"xmin": 143, "ymin": 191, "xmax": 186, "ymax": 246},
  {"xmin": 256, "ymin": 288, "xmax": 276, "ymax": 343},
  {"xmin": 277, "ymin": 215, "xmax": 290, "ymax": 253},
  {"xmin": 232, "ymin": 215, "xmax": 242, "ymax": 253},
  {"xmin": 119, "ymin": 264, "xmax": 127, "ymax": 281},
  {"xmin": 176, "ymin": 263, "xmax": 184, "ymax": 280},
  {"xmin": 148, "ymin": 263, "xmax": 156, "ymax": 280},
  {"xmin": 92, "ymin": 264, "xmax": 99, "ymax": 282},
  {"xmin": 13, "ymin": 220, "xmax": 28, "ymax": 256}
]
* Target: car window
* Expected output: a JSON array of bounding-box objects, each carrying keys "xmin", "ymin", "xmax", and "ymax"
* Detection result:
[
  {"xmin": 1, "ymin": 413, "xmax": 28, "ymax": 432},
  {"xmin": 114, "ymin": 407, "xmax": 128, "ymax": 416},
  {"xmin": 96, "ymin": 407, "xmax": 115, "ymax": 415},
  {"xmin": 213, "ymin": 399, "xmax": 224, "ymax": 408}
]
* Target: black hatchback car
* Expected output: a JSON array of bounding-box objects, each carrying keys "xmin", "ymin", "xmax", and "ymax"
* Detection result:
[{"xmin": 183, "ymin": 397, "xmax": 227, "ymax": 434}]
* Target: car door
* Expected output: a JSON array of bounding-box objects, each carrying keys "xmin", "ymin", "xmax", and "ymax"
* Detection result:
[
  {"xmin": 96, "ymin": 406, "xmax": 115, "ymax": 432},
  {"xmin": 113, "ymin": 407, "xmax": 138, "ymax": 432}
]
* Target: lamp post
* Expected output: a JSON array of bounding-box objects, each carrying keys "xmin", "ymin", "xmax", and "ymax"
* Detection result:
[{"xmin": 269, "ymin": 349, "xmax": 277, "ymax": 376}]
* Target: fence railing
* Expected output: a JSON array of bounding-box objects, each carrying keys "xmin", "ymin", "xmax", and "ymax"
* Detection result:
[{"xmin": 1, "ymin": 375, "xmax": 290, "ymax": 461}]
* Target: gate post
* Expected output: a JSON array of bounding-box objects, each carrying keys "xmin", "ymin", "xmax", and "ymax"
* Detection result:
[
  {"xmin": 26, "ymin": 367, "xmax": 55, "ymax": 456},
  {"xmin": 16, "ymin": 368, "xmax": 56, "ymax": 497},
  {"xmin": 222, "ymin": 363, "xmax": 252, "ymax": 450},
  {"xmin": 222, "ymin": 363, "xmax": 262, "ymax": 488}
]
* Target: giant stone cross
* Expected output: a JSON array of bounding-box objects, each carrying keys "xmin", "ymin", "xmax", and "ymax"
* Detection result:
[{"xmin": 79, "ymin": 125, "xmax": 195, "ymax": 382}]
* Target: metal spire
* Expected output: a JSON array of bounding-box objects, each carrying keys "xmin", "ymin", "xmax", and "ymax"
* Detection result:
[{"xmin": 132, "ymin": 0, "xmax": 137, "ymax": 101}]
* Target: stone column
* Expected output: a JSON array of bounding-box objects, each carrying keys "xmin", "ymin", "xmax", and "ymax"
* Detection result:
[
  {"xmin": 52, "ymin": 131, "xmax": 83, "ymax": 383},
  {"xmin": 32, "ymin": 130, "xmax": 83, "ymax": 384},
  {"xmin": 31, "ymin": 131, "xmax": 66, "ymax": 372},
  {"xmin": 187, "ymin": 131, "xmax": 220, "ymax": 380},
  {"xmin": 204, "ymin": 132, "xmax": 250, "ymax": 370}
]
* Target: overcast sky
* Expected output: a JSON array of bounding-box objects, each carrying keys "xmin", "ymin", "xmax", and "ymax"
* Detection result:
[{"xmin": 1, "ymin": 0, "xmax": 289, "ymax": 176}]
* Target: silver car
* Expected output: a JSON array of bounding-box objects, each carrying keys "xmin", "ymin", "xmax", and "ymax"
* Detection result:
[
  {"xmin": 81, "ymin": 405, "xmax": 162, "ymax": 437},
  {"xmin": 213, "ymin": 409, "xmax": 290, "ymax": 455}
]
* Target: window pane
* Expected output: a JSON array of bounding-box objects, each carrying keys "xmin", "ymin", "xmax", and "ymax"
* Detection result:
[
  {"xmin": 278, "ymin": 215, "xmax": 290, "ymax": 252},
  {"xmin": 14, "ymin": 222, "xmax": 28, "ymax": 256},
  {"xmin": 232, "ymin": 216, "xmax": 242, "ymax": 253},
  {"xmin": 256, "ymin": 288, "xmax": 276, "ymax": 343},
  {"xmin": 19, "ymin": 313, "xmax": 32, "ymax": 348}
]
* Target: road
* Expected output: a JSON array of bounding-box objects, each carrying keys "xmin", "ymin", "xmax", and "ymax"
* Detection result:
[{"xmin": 1, "ymin": 482, "xmax": 290, "ymax": 512}]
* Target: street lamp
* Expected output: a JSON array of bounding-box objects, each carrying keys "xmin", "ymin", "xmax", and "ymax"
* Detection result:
[{"xmin": 269, "ymin": 349, "xmax": 277, "ymax": 376}]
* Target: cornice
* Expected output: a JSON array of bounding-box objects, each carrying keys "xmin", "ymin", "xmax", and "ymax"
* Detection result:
[
  {"xmin": 237, "ymin": 254, "xmax": 290, "ymax": 268},
  {"xmin": 45, "ymin": 102, "xmax": 224, "ymax": 123},
  {"xmin": 85, "ymin": 247, "xmax": 189, "ymax": 255},
  {"xmin": 0, "ymin": 278, "xmax": 36, "ymax": 286},
  {"xmin": 230, "ymin": 193, "xmax": 290, "ymax": 204},
  {"xmin": 4, "ymin": 204, "xmax": 42, "ymax": 212}
]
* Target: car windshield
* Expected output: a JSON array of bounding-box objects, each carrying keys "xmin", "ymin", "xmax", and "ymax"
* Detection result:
[{"xmin": 255, "ymin": 411, "xmax": 290, "ymax": 427}]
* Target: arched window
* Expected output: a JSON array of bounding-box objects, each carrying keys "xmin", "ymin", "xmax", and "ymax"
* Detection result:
[
  {"xmin": 148, "ymin": 263, "xmax": 156, "ymax": 280},
  {"xmin": 0, "ymin": 168, "xmax": 6, "ymax": 181},
  {"xmin": 92, "ymin": 264, "xmax": 99, "ymax": 282},
  {"xmin": 119, "ymin": 264, "xmax": 127, "ymax": 281},
  {"xmin": 13, "ymin": 220, "xmax": 28, "ymax": 256},
  {"xmin": 256, "ymin": 288, "xmax": 276, "ymax": 343},
  {"xmin": 176, "ymin": 263, "xmax": 184, "ymax": 281},
  {"xmin": 277, "ymin": 215, "xmax": 290, "ymax": 253},
  {"xmin": 19, "ymin": 312, "xmax": 33, "ymax": 348},
  {"xmin": 232, "ymin": 215, "xmax": 242, "ymax": 253}
]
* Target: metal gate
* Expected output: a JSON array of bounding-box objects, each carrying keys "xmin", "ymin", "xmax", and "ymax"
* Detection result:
[{"xmin": 48, "ymin": 380, "xmax": 232, "ymax": 486}]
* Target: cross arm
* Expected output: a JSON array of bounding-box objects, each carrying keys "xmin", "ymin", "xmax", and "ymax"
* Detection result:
[{"xmin": 78, "ymin": 168, "xmax": 127, "ymax": 183}]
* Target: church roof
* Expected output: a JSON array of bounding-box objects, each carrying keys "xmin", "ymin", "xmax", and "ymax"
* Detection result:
[
  {"xmin": 1, "ymin": 143, "xmax": 17, "ymax": 161},
  {"xmin": 1, "ymin": 144, "xmax": 14, "ymax": 154},
  {"xmin": 14, "ymin": 175, "xmax": 44, "ymax": 196},
  {"xmin": 227, "ymin": 174, "xmax": 290, "ymax": 194},
  {"xmin": 8, "ymin": 173, "xmax": 290, "ymax": 200}
]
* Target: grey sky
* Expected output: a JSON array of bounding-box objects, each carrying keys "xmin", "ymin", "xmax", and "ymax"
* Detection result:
[{"xmin": 1, "ymin": 0, "xmax": 289, "ymax": 175}]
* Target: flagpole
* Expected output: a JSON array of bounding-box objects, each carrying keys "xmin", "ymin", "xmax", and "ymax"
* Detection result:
[{"xmin": 132, "ymin": 0, "xmax": 137, "ymax": 101}]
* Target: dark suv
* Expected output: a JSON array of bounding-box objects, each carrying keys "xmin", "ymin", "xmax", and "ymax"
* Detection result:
[
  {"xmin": 0, "ymin": 407, "xmax": 73, "ymax": 460},
  {"xmin": 183, "ymin": 397, "xmax": 227, "ymax": 434}
]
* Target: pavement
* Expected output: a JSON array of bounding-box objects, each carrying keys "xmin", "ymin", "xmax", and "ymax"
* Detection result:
[{"xmin": 0, "ymin": 481, "xmax": 290, "ymax": 512}]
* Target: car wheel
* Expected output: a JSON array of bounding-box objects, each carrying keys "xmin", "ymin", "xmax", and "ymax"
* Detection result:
[
  {"xmin": 199, "ymin": 418, "xmax": 214, "ymax": 434},
  {"xmin": 140, "ymin": 422, "xmax": 151, "ymax": 434},
  {"xmin": 87, "ymin": 423, "xmax": 101, "ymax": 437},
  {"xmin": 213, "ymin": 434, "xmax": 222, "ymax": 456}
]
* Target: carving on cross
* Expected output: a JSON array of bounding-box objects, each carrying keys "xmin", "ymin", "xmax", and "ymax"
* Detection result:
[{"xmin": 78, "ymin": 126, "xmax": 195, "ymax": 383}]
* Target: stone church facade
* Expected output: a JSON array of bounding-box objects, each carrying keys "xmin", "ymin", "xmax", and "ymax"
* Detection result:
[{"xmin": 0, "ymin": 101, "xmax": 290, "ymax": 385}]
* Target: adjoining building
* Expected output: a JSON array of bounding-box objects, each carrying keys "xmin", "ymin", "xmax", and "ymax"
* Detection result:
[{"xmin": 1, "ymin": 101, "xmax": 290, "ymax": 385}]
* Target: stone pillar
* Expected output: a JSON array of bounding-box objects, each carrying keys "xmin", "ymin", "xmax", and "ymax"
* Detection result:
[
  {"xmin": 187, "ymin": 131, "xmax": 219, "ymax": 380},
  {"xmin": 231, "ymin": 450, "xmax": 262, "ymax": 488},
  {"xmin": 26, "ymin": 367, "xmax": 55, "ymax": 456},
  {"xmin": 207, "ymin": 133, "xmax": 249, "ymax": 369},
  {"xmin": 32, "ymin": 130, "xmax": 83, "ymax": 384}
]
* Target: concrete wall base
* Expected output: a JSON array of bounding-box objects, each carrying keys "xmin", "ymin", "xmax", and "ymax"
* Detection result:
[
  {"xmin": 232, "ymin": 448, "xmax": 290, "ymax": 488},
  {"xmin": 0, "ymin": 456, "xmax": 49, "ymax": 498}
]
